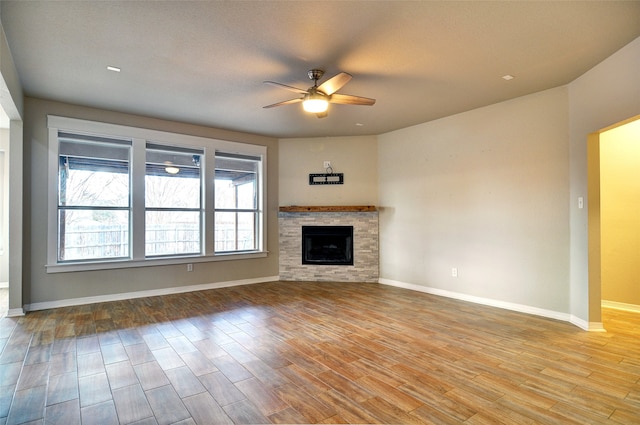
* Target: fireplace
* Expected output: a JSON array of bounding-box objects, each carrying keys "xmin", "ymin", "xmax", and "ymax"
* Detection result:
[
  {"xmin": 279, "ymin": 206, "xmax": 378, "ymax": 282},
  {"xmin": 302, "ymin": 226, "xmax": 354, "ymax": 265}
]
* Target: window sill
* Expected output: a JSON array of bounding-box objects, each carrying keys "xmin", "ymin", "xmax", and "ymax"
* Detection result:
[{"xmin": 45, "ymin": 251, "xmax": 268, "ymax": 273}]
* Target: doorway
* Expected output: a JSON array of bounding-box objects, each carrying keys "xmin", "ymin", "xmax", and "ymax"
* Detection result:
[{"xmin": 588, "ymin": 115, "xmax": 640, "ymax": 329}]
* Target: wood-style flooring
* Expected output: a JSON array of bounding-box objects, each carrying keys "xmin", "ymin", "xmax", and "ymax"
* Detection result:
[{"xmin": 0, "ymin": 281, "xmax": 638, "ymax": 424}]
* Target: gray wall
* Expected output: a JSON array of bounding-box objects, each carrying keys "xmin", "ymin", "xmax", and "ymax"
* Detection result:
[
  {"xmin": 0, "ymin": 128, "xmax": 7, "ymax": 283},
  {"xmin": 0, "ymin": 17, "xmax": 24, "ymax": 118},
  {"xmin": 568, "ymin": 36, "xmax": 640, "ymax": 324},
  {"xmin": 378, "ymin": 87, "xmax": 570, "ymax": 314},
  {"xmin": 24, "ymin": 97, "xmax": 279, "ymax": 306},
  {"xmin": 0, "ymin": 17, "xmax": 24, "ymax": 314}
]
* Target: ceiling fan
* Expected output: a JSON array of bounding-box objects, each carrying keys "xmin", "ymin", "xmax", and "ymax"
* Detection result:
[{"xmin": 263, "ymin": 69, "xmax": 376, "ymax": 118}]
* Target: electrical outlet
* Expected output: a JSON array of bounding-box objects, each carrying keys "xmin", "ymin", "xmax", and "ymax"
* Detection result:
[
  {"xmin": 187, "ymin": 263, "xmax": 193, "ymax": 272},
  {"xmin": 324, "ymin": 161, "xmax": 331, "ymax": 169},
  {"xmin": 451, "ymin": 267, "xmax": 458, "ymax": 277}
]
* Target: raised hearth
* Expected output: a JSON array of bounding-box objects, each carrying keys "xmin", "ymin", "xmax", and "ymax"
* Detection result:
[{"xmin": 279, "ymin": 206, "xmax": 378, "ymax": 282}]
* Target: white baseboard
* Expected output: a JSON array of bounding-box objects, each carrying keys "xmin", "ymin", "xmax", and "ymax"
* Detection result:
[
  {"xmin": 378, "ymin": 278, "xmax": 599, "ymax": 330},
  {"xmin": 602, "ymin": 299, "xmax": 640, "ymax": 313},
  {"xmin": 25, "ymin": 276, "xmax": 280, "ymax": 312},
  {"xmin": 567, "ymin": 315, "xmax": 605, "ymax": 332},
  {"xmin": 7, "ymin": 308, "xmax": 25, "ymax": 317}
]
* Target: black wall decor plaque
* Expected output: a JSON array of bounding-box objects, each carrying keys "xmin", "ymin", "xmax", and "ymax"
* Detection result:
[{"xmin": 309, "ymin": 173, "xmax": 344, "ymax": 185}]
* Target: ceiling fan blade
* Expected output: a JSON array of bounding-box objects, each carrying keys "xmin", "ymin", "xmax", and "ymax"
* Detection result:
[
  {"xmin": 263, "ymin": 81, "xmax": 308, "ymax": 94},
  {"xmin": 316, "ymin": 111, "xmax": 328, "ymax": 119},
  {"xmin": 317, "ymin": 72, "xmax": 352, "ymax": 95},
  {"xmin": 263, "ymin": 98, "xmax": 302, "ymax": 109},
  {"xmin": 329, "ymin": 93, "xmax": 376, "ymax": 106}
]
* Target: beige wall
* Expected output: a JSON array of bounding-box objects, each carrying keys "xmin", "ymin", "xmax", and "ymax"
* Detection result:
[
  {"xmin": 23, "ymin": 97, "xmax": 279, "ymax": 306},
  {"xmin": 378, "ymin": 87, "xmax": 570, "ymax": 312},
  {"xmin": 279, "ymin": 136, "xmax": 378, "ymax": 206},
  {"xmin": 600, "ymin": 119, "xmax": 640, "ymax": 305}
]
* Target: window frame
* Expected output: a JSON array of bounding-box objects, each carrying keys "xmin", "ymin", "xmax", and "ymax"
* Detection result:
[
  {"xmin": 47, "ymin": 115, "xmax": 267, "ymax": 273},
  {"xmin": 57, "ymin": 134, "xmax": 132, "ymax": 263},
  {"xmin": 214, "ymin": 152, "xmax": 263, "ymax": 253},
  {"xmin": 144, "ymin": 143, "xmax": 204, "ymax": 258}
]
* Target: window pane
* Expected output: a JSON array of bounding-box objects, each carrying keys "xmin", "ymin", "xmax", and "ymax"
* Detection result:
[
  {"xmin": 215, "ymin": 212, "xmax": 235, "ymax": 252},
  {"xmin": 146, "ymin": 148, "xmax": 201, "ymax": 208},
  {"xmin": 237, "ymin": 181, "xmax": 256, "ymax": 209},
  {"xmin": 237, "ymin": 212, "xmax": 257, "ymax": 250},
  {"xmin": 215, "ymin": 180, "xmax": 237, "ymax": 209},
  {"xmin": 58, "ymin": 209, "xmax": 129, "ymax": 261},
  {"xmin": 214, "ymin": 153, "xmax": 261, "ymax": 253},
  {"xmin": 59, "ymin": 140, "xmax": 130, "ymax": 207},
  {"xmin": 146, "ymin": 211, "xmax": 200, "ymax": 256},
  {"xmin": 146, "ymin": 174, "xmax": 201, "ymax": 208},
  {"xmin": 215, "ymin": 211, "xmax": 256, "ymax": 252},
  {"xmin": 215, "ymin": 156, "xmax": 257, "ymax": 210}
]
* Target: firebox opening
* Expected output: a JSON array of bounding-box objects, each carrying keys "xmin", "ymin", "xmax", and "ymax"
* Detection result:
[{"xmin": 302, "ymin": 225, "xmax": 354, "ymax": 266}]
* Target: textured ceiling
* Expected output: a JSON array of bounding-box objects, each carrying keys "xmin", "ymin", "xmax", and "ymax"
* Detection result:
[{"xmin": 2, "ymin": 1, "xmax": 639, "ymax": 138}]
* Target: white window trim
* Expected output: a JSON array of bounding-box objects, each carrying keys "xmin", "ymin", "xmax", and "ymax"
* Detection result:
[{"xmin": 46, "ymin": 115, "xmax": 267, "ymax": 273}]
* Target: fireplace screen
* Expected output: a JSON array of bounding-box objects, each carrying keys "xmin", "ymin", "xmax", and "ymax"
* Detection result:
[{"xmin": 302, "ymin": 226, "xmax": 354, "ymax": 265}]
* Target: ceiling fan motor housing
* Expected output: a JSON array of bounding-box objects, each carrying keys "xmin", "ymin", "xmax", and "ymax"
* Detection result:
[
  {"xmin": 308, "ymin": 69, "xmax": 325, "ymax": 84},
  {"xmin": 305, "ymin": 87, "xmax": 328, "ymax": 100}
]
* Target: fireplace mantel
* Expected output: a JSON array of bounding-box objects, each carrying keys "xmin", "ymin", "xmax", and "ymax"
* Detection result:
[{"xmin": 279, "ymin": 205, "xmax": 376, "ymax": 213}]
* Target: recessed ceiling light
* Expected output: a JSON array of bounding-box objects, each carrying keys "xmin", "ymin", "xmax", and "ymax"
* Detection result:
[
  {"xmin": 502, "ymin": 74, "xmax": 515, "ymax": 81},
  {"xmin": 107, "ymin": 66, "xmax": 121, "ymax": 72}
]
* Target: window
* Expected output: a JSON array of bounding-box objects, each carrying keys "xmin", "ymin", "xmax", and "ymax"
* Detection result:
[
  {"xmin": 146, "ymin": 144, "xmax": 202, "ymax": 257},
  {"xmin": 215, "ymin": 153, "xmax": 261, "ymax": 252},
  {"xmin": 57, "ymin": 133, "xmax": 131, "ymax": 262},
  {"xmin": 47, "ymin": 116, "xmax": 267, "ymax": 272}
]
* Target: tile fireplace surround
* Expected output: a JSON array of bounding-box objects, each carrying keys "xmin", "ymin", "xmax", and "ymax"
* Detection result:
[{"xmin": 278, "ymin": 206, "xmax": 379, "ymax": 282}]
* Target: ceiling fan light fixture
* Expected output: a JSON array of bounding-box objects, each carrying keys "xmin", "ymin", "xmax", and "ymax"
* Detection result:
[
  {"xmin": 303, "ymin": 98, "xmax": 328, "ymax": 113},
  {"xmin": 302, "ymin": 91, "xmax": 329, "ymax": 113}
]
